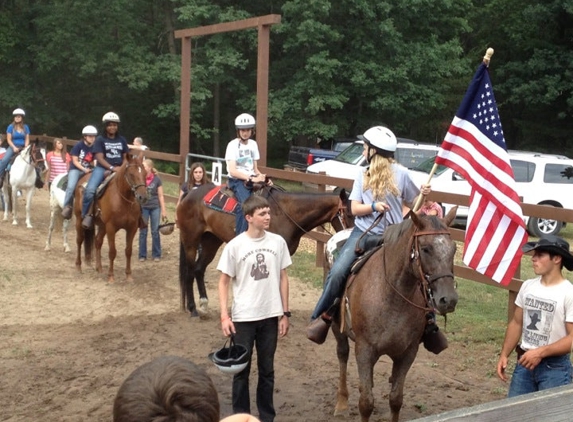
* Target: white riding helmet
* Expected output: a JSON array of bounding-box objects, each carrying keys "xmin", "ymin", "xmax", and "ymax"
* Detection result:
[
  {"xmin": 13, "ymin": 108, "xmax": 26, "ymax": 116},
  {"xmin": 102, "ymin": 111, "xmax": 120, "ymax": 123},
  {"xmin": 82, "ymin": 125, "xmax": 98, "ymax": 136},
  {"xmin": 362, "ymin": 126, "xmax": 397, "ymax": 153},
  {"xmin": 235, "ymin": 113, "xmax": 256, "ymax": 129},
  {"xmin": 208, "ymin": 336, "xmax": 249, "ymax": 375}
]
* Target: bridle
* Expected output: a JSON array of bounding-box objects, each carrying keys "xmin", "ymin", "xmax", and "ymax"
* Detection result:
[
  {"xmin": 383, "ymin": 226, "xmax": 455, "ymax": 313},
  {"xmin": 117, "ymin": 162, "xmax": 147, "ymax": 203},
  {"xmin": 20, "ymin": 143, "xmax": 45, "ymax": 169}
]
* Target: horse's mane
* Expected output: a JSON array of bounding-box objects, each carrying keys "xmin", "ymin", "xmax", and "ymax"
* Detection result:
[{"xmin": 383, "ymin": 215, "xmax": 445, "ymax": 246}]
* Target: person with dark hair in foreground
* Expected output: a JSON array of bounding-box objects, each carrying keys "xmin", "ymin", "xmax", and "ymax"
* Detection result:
[{"xmin": 113, "ymin": 355, "xmax": 259, "ymax": 422}]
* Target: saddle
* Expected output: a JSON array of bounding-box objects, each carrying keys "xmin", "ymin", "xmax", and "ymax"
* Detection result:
[
  {"xmin": 79, "ymin": 171, "xmax": 116, "ymax": 199},
  {"xmin": 57, "ymin": 174, "xmax": 68, "ymax": 191}
]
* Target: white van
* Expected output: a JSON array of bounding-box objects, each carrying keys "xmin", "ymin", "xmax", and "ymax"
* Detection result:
[
  {"xmin": 305, "ymin": 139, "xmax": 440, "ymax": 191},
  {"xmin": 409, "ymin": 151, "xmax": 573, "ymax": 237}
]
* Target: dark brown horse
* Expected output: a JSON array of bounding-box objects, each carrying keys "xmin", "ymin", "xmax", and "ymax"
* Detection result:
[
  {"xmin": 330, "ymin": 208, "xmax": 458, "ymax": 422},
  {"xmin": 74, "ymin": 153, "xmax": 148, "ymax": 283},
  {"xmin": 177, "ymin": 184, "xmax": 351, "ymax": 316}
]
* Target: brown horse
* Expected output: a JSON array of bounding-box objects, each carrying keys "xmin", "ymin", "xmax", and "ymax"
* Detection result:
[
  {"xmin": 74, "ymin": 153, "xmax": 148, "ymax": 283},
  {"xmin": 177, "ymin": 184, "xmax": 352, "ymax": 316},
  {"xmin": 330, "ymin": 208, "xmax": 458, "ymax": 422}
]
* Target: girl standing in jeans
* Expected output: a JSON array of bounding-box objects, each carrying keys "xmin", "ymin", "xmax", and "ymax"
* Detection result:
[{"xmin": 139, "ymin": 159, "xmax": 167, "ymax": 262}]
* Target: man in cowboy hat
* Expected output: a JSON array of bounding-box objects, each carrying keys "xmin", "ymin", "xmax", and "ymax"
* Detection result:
[{"xmin": 496, "ymin": 234, "xmax": 573, "ymax": 397}]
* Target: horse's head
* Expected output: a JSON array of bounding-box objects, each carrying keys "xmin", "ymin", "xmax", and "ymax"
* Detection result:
[
  {"xmin": 29, "ymin": 139, "xmax": 47, "ymax": 173},
  {"xmin": 122, "ymin": 153, "xmax": 149, "ymax": 205},
  {"xmin": 409, "ymin": 206, "xmax": 459, "ymax": 315}
]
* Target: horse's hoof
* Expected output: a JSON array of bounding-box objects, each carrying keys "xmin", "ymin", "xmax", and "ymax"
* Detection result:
[
  {"xmin": 12, "ymin": 221, "xmax": 18, "ymax": 226},
  {"xmin": 108, "ymin": 277, "xmax": 115, "ymax": 283},
  {"xmin": 64, "ymin": 246, "xmax": 71, "ymax": 253},
  {"xmin": 26, "ymin": 225, "xmax": 33, "ymax": 229},
  {"xmin": 198, "ymin": 298, "xmax": 209, "ymax": 316},
  {"xmin": 189, "ymin": 309, "xmax": 200, "ymax": 318},
  {"xmin": 334, "ymin": 407, "xmax": 349, "ymax": 417},
  {"xmin": 126, "ymin": 276, "xmax": 134, "ymax": 283},
  {"xmin": 44, "ymin": 245, "xmax": 51, "ymax": 251}
]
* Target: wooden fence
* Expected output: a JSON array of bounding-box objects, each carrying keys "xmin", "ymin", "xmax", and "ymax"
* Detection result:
[{"xmin": 36, "ymin": 135, "xmax": 573, "ymax": 318}]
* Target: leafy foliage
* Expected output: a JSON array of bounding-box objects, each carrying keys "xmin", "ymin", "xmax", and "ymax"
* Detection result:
[{"xmin": 0, "ymin": 0, "xmax": 571, "ymax": 158}]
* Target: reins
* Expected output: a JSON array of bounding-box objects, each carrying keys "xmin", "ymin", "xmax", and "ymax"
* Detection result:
[
  {"xmin": 265, "ymin": 188, "xmax": 348, "ymax": 235},
  {"xmin": 382, "ymin": 226, "xmax": 454, "ymax": 313},
  {"xmin": 116, "ymin": 162, "xmax": 147, "ymax": 204}
]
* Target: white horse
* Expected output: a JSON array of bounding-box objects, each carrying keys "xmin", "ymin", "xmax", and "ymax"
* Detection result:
[
  {"xmin": 2, "ymin": 141, "xmax": 46, "ymax": 228},
  {"xmin": 45, "ymin": 172, "xmax": 71, "ymax": 252}
]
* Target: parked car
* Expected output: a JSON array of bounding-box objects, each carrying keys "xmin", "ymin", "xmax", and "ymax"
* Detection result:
[
  {"xmin": 409, "ymin": 151, "xmax": 573, "ymax": 237},
  {"xmin": 287, "ymin": 138, "xmax": 354, "ymax": 171},
  {"xmin": 305, "ymin": 138, "xmax": 440, "ymax": 191}
]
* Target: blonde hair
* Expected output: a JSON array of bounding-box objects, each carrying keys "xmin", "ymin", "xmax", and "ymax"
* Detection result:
[
  {"xmin": 363, "ymin": 154, "xmax": 399, "ymax": 200},
  {"xmin": 143, "ymin": 158, "xmax": 158, "ymax": 175}
]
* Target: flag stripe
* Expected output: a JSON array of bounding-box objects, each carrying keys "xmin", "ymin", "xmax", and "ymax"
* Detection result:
[{"xmin": 436, "ymin": 62, "xmax": 528, "ymax": 285}]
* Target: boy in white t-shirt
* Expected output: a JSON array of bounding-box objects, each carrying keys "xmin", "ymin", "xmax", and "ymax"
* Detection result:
[
  {"xmin": 217, "ymin": 195, "xmax": 291, "ymax": 422},
  {"xmin": 497, "ymin": 234, "xmax": 573, "ymax": 397}
]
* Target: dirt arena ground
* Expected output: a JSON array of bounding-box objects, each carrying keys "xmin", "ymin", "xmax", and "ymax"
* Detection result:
[{"xmin": 0, "ymin": 190, "xmax": 507, "ymax": 421}]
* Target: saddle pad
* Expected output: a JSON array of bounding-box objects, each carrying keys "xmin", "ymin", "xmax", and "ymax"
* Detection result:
[
  {"xmin": 57, "ymin": 174, "xmax": 68, "ymax": 191},
  {"xmin": 203, "ymin": 186, "xmax": 240, "ymax": 215}
]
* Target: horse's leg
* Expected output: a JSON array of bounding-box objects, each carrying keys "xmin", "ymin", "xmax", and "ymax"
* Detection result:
[
  {"xmin": 62, "ymin": 217, "xmax": 71, "ymax": 253},
  {"xmin": 123, "ymin": 225, "xmax": 137, "ymax": 283},
  {"xmin": 194, "ymin": 233, "xmax": 223, "ymax": 315},
  {"xmin": 179, "ymin": 240, "xmax": 199, "ymax": 316},
  {"xmin": 11, "ymin": 186, "xmax": 18, "ymax": 226},
  {"xmin": 2, "ymin": 184, "xmax": 9, "ymax": 221},
  {"xmin": 355, "ymin": 341, "xmax": 377, "ymax": 422},
  {"xmin": 45, "ymin": 205, "xmax": 56, "ymax": 251},
  {"xmin": 24, "ymin": 188, "xmax": 34, "ymax": 228},
  {"xmin": 95, "ymin": 225, "xmax": 106, "ymax": 274},
  {"xmin": 388, "ymin": 348, "xmax": 418, "ymax": 422},
  {"xmin": 332, "ymin": 323, "xmax": 350, "ymax": 416}
]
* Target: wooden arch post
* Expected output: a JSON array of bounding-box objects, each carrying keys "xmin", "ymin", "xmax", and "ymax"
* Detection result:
[{"xmin": 174, "ymin": 14, "xmax": 281, "ymax": 182}]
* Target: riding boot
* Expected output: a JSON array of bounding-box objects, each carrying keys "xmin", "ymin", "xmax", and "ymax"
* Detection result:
[
  {"xmin": 61, "ymin": 205, "xmax": 73, "ymax": 220},
  {"xmin": 307, "ymin": 298, "xmax": 340, "ymax": 344},
  {"xmin": 0, "ymin": 173, "xmax": 5, "ymax": 189},
  {"xmin": 421, "ymin": 312, "xmax": 448, "ymax": 354}
]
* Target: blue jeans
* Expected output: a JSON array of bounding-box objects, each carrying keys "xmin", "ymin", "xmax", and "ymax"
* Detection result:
[
  {"xmin": 0, "ymin": 147, "xmax": 16, "ymax": 176},
  {"xmin": 508, "ymin": 353, "xmax": 572, "ymax": 397},
  {"xmin": 229, "ymin": 177, "xmax": 252, "ymax": 235},
  {"xmin": 311, "ymin": 227, "xmax": 366, "ymax": 320},
  {"xmin": 81, "ymin": 166, "xmax": 106, "ymax": 218},
  {"xmin": 232, "ymin": 318, "xmax": 278, "ymax": 422},
  {"xmin": 63, "ymin": 168, "xmax": 83, "ymax": 208},
  {"xmin": 139, "ymin": 207, "xmax": 161, "ymax": 259}
]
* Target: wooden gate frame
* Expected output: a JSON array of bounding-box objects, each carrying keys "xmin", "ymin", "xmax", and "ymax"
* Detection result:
[{"xmin": 174, "ymin": 14, "xmax": 281, "ymax": 180}]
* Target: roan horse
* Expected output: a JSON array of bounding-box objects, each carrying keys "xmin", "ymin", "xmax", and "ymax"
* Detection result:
[
  {"xmin": 330, "ymin": 208, "xmax": 458, "ymax": 422},
  {"xmin": 178, "ymin": 184, "xmax": 352, "ymax": 316},
  {"xmin": 2, "ymin": 140, "xmax": 46, "ymax": 228},
  {"xmin": 45, "ymin": 172, "xmax": 72, "ymax": 253},
  {"xmin": 74, "ymin": 153, "xmax": 148, "ymax": 283}
]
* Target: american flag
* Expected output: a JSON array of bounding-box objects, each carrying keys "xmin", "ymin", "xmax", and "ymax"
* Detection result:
[{"xmin": 435, "ymin": 62, "xmax": 528, "ymax": 285}]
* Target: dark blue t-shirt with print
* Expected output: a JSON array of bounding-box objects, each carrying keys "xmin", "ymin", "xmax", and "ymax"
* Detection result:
[
  {"xmin": 92, "ymin": 134, "xmax": 128, "ymax": 167},
  {"xmin": 70, "ymin": 140, "xmax": 94, "ymax": 169}
]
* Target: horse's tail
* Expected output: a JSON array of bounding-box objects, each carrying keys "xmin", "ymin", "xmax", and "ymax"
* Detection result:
[
  {"xmin": 179, "ymin": 241, "xmax": 191, "ymax": 311},
  {"xmin": 84, "ymin": 227, "xmax": 95, "ymax": 258},
  {"xmin": 6, "ymin": 183, "xmax": 13, "ymax": 212}
]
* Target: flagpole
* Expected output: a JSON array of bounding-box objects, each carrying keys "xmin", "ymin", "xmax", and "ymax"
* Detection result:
[{"xmin": 412, "ymin": 48, "xmax": 495, "ymax": 213}]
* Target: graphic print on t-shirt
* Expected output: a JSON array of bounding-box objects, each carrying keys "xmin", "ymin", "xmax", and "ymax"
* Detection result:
[
  {"xmin": 250, "ymin": 252, "xmax": 270, "ymax": 281},
  {"xmin": 523, "ymin": 294, "xmax": 556, "ymax": 348},
  {"xmin": 236, "ymin": 148, "xmax": 254, "ymax": 170}
]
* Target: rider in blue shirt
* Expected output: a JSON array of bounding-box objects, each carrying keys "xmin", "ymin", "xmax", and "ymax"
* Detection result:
[
  {"xmin": 80, "ymin": 112, "xmax": 128, "ymax": 229},
  {"xmin": 0, "ymin": 108, "xmax": 31, "ymax": 188}
]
